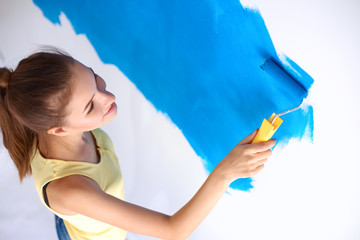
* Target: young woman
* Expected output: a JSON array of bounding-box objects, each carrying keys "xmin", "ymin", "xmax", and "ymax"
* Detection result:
[{"xmin": 0, "ymin": 48, "xmax": 276, "ymax": 240}]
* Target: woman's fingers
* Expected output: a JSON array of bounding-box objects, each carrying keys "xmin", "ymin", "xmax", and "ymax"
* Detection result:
[
  {"xmin": 247, "ymin": 139, "xmax": 277, "ymax": 153},
  {"xmin": 252, "ymin": 149, "xmax": 272, "ymax": 162},
  {"xmin": 238, "ymin": 129, "xmax": 259, "ymax": 145},
  {"xmin": 248, "ymin": 157, "xmax": 268, "ymax": 171},
  {"xmin": 250, "ymin": 164, "xmax": 265, "ymax": 176}
]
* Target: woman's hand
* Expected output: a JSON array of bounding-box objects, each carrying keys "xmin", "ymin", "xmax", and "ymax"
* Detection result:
[{"xmin": 214, "ymin": 129, "xmax": 277, "ymax": 184}]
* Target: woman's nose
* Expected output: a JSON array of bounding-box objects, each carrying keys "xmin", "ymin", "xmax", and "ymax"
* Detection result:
[{"xmin": 99, "ymin": 91, "xmax": 115, "ymax": 107}]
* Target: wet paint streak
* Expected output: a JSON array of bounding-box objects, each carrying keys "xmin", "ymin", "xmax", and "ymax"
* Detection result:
[{"xmin": 33, "ymin": 0, "xmax": 314, "ymax": 191}]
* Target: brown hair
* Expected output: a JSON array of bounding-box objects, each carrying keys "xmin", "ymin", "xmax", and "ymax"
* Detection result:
[{"xmin": 0, "ymin": 48, "xmax": 74, "ymax": 181}]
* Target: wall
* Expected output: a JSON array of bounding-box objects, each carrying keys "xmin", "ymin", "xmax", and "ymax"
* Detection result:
[{"xmin": 0, "ymin": 0, "xmax": 359, "ymax": 239}]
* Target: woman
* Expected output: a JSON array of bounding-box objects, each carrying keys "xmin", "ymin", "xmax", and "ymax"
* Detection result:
[{"xmin": 0, "ymin": 48, "xmax": 276, "ymax": 240}]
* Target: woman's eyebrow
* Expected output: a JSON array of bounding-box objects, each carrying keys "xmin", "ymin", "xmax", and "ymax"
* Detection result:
[{"xmin": 83, "ymin": 68, "xmax": 97, "ymax": 113}]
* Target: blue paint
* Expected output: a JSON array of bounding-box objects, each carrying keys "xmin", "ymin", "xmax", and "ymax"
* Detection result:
[
  {"xmin": 33, "ymin": 0, "xmax": 314, "ymax": 191},
  {"xmin": 261, "ymin": 58, "xmax": 308, "ymax": 100}
]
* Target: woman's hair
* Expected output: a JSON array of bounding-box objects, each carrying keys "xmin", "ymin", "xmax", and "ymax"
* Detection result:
[{"xmin": 0, "ymin": 48, "xmax": 75, "ymax": 181}]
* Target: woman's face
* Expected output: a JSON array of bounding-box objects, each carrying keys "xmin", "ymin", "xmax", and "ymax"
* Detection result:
[{"xmin": 61, "ymin": 61, "xmax": 117, "ymax": 133}]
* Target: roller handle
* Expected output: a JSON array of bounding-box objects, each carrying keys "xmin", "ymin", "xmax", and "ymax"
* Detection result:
[{"xmin": 252, "ymin": 113, "xmax": 283, "ymax": 144}]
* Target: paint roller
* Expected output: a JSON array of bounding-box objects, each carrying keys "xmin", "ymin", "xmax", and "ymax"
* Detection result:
[{"xmin": 252, "ymin": 58, "xmax": 308, "ymax": 144}]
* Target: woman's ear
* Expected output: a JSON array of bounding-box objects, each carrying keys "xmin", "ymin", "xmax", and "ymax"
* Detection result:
[{"xmin": 47, "ymin": 127, "xmax": 68, "ymax": 136}]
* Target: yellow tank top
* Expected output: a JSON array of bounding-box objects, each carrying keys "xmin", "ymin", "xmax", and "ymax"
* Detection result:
[{"xmin": 31, "ymin": 128, "xmax": 127, "ymax": 240}]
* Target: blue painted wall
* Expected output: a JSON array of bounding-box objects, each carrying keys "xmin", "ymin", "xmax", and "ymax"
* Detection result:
[{"xmin": 33, "ymin": 0, "xmax": 314, "ymax": 190}]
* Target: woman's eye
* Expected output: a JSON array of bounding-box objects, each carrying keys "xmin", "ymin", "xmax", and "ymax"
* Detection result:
[{"xmin": 88, "ymin": 102, "xmax": 94, "ymax": 114}]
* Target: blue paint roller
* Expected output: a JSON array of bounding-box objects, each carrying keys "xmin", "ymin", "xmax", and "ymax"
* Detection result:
[
  {"xmin": 261, "ymin": 57, "xmax": 308, "ymax": 94},
  {"xmin": 252, "ymin": 58, "xmax": 308, "ymax": 144}
]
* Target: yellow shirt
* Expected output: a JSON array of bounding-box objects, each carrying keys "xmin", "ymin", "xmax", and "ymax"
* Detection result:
[{"xmin": 31, "ymin": 128, "xmax": 127, "ymax": 240}]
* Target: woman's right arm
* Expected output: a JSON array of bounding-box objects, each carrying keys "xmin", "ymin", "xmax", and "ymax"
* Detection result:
[
  {"xmin": 167, "ymin": 130, "xmax": 275, "ymax": 239},
  {"xmin": 47, "ymin": 130, "xmax": 276, "ymax": 240}
]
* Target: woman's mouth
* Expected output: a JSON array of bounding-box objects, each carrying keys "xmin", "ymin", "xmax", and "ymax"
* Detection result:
[{"xmin": 104, "ymin": 102, "xmax": 116, "ymax": 116}]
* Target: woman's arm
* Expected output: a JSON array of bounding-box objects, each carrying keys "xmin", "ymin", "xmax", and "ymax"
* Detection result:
[
  {"xmin": 47, "ymin": 130, "xmax": 276, "ymax": 240},
  {"xmin": 168, "ymin": 130, "xmax": 275, "ymax": 239}
]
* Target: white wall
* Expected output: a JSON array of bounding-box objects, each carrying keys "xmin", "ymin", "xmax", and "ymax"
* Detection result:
[{"xmin": 0, "ymin": 0, "xmax": 359, "ymax": 239}]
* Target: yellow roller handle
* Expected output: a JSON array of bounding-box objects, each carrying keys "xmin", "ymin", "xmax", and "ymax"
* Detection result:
[{"xmin": 252, "ymin": 113, "xmax": 283, "ymax": 144}]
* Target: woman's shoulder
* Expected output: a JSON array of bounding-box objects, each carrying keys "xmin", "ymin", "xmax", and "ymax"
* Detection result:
[{"xmin": 46, "ymin": 174, "xmax": 104, "ymax": 215}]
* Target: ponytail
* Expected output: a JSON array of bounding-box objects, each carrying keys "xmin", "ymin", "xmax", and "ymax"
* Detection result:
[
  {"xmin": 1, "ymin": 68, "xmax": 34, "ymax": 181},
  {"xmin": 0, "ymin": 49, "xmax": 74, "ymax": 182}
]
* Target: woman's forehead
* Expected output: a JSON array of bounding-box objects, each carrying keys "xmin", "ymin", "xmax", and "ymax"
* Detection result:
[{"xmin": 66, "ymin": 62, "xmax": 96, "ymax": 111}]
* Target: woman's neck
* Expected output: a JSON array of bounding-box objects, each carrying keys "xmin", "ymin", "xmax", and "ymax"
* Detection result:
[{"xmin": 38, "ymin": 131, "xmax": 94, "ymax": 162}]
